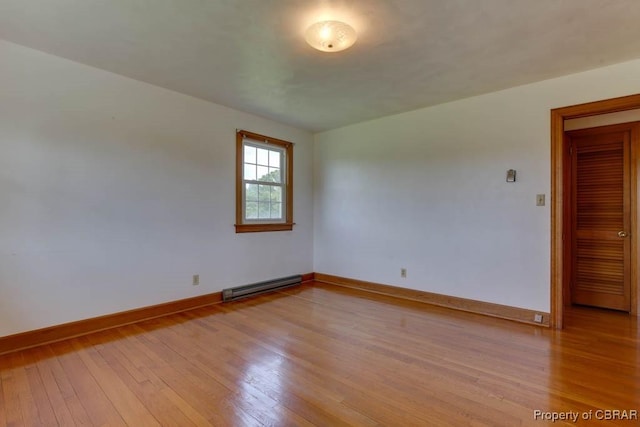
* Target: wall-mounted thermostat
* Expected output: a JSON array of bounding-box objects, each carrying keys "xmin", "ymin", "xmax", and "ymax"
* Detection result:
[{"xmin": 506, "ymin": 169, "xmax": 516, "ymax": 182}]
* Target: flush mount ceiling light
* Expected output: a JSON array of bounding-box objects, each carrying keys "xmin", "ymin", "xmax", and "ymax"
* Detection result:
[{"xmin": 305, "ymin": 20, "xmax": 357, "ymax": 52}]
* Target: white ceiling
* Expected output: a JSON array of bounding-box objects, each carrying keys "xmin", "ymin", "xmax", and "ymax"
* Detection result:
[{"xmin": 2, "ymin": 1, "xmax": 640, "ymax": 132}]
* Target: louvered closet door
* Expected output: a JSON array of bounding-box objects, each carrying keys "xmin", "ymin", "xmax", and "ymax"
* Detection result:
[{"xmin": 570, "ymin": 127, "xmax": 631, "ymax": 312}]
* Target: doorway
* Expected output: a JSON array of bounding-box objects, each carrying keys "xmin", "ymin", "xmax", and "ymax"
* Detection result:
[
  {"xmin": 565, "ymin": 123, "xmax": 637, "ymax": 312},
  {"xmin": 551, "ymin": 94, "xmax": 640, "ymax": 329}
]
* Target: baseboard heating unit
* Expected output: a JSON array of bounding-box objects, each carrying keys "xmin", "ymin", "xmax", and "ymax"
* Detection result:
[{"xmin": 222, "ymin": 275, "xmax": 302, "ymax": 302}]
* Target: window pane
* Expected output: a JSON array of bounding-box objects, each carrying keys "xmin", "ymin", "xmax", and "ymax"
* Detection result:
[
  {"xmin": 258, "ymin": 185, "xmax": 271, "ymax": 203},
  {"xmin": 269, "ymin": 150, "xmax": 281, "ymax": 168},
  {"xmin": 245, "ymin": 183, "xmax": 258, "ymax": 202},
  {"xmin": 268, "ymin": 167, "xmax": 281, "ymax": 183},
  {"xmin": 257, "ymin": 148, "xmax": 269, "ymax": 166},
  {"xmin": 244, "ymin": 164, "xmax": 256, "ymax": 180},
  {"xmin": 246, "ymin": 202, "xmax": 258, "ymax": 219},
  {"xmin": 271, "ymin": 202, "xmax": 282, "ymax": 219},
  {"xmin": 256, "ymin": 166, "xmax": 270, "ymax": 181},
  {"xmin": 244, "ymin": 145, "xmax": 256, "ymax": 164},
  {"xmin": 258, "ymin": 202, "xmax": 270, "ymax": 219},
  {"xmin": 271, "ymin": 186, "xmax": 282, "ymax": 203}
]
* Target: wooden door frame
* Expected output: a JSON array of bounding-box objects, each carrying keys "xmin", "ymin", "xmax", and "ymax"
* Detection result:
[{"xmin": 551, "ymin": 94, "xmax": 640, "ymax": 329}]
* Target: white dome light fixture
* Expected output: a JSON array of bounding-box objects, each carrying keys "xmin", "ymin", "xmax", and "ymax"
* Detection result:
[{"xmin": 305, "ymin": 20, "xmax": 357, "ymax": 52}]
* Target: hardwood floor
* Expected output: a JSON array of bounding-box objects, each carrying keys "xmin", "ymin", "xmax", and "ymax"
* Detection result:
[{"xmin": 0, "ymin": 282, "xmax": 638, "ymax": 426}]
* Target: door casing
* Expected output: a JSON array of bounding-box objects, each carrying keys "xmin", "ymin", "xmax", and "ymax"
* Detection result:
[{"xmin": 551, "ymin": 94, "xmax": 640, "ymax": 328}]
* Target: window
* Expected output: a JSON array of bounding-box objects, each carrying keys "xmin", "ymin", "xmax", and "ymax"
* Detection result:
[{"xmin": 235, "ymin": 130, "xmax": 294, "ymax": 233}]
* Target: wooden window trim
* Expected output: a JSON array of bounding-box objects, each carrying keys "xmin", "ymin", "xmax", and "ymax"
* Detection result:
[{"xmin": 235, "ymin": 130, "xmax": 294, "ymax": 233}]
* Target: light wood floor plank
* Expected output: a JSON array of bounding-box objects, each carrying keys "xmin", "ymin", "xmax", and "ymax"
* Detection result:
[
  {"xmin": 51, "ymin": 340, "xmax": 127, "ymax": 426},
  {"xmin": 9, "ymin": 352, "xmax": 38, "ymax": 426},
  {"xmin": 29, "ymin": 346, "xmax": 78, "ymax": 427},
  {"xmin": 22, "ymin": 350, "xmax": 59, "ymax": 426},
  {"xmin": 0, "ymin": 282, "xmax": 638, "ymax": 426},
  {"xmin": 0, "ymin": 375, "xmax": 6, "ymax": 427},
  {"xmin": 0, "ymin": 354, "xmax": 23, "ymax": 426},
  {"xmin": 92, "ymin": 334, "xmax": 199, "ymax": 427},
  {"xmin": 71, "ymin": 336, "xmax": 161, "ymax": 426},
  {"xmin": 35, "ymin": 344, "xmax": 91, "ymax": 426}
]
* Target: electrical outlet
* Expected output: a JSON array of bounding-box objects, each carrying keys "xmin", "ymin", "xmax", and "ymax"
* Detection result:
[
  {"xmin": 534, "ymin": 313, "xmax": 543, "ymax": 323},
  {"xmin": 192, "ymin": 274, "xmax": 200, "ymax": 286},
  {"xmin": 400, "ymin": 268, "xmax": 407, "ymax": 278}
]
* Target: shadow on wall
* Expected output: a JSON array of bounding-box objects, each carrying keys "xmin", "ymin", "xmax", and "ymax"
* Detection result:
[{"xmin": 0, "ymin": 281, "xmax": 22, "ymax": 339}]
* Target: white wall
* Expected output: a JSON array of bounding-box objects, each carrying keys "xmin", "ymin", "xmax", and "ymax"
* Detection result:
[
  {"xmin": 314, "ymin": 59, "xmax": 640, "ymax": 312},
  {"xmin": 0, "ymin": 40, "xmax": 314, "ymax": 337}
]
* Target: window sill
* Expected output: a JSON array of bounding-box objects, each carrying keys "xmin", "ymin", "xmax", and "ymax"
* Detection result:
[{"xmin": 235, "ymin": 223, "xmax": 295, "ymax": 233}]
